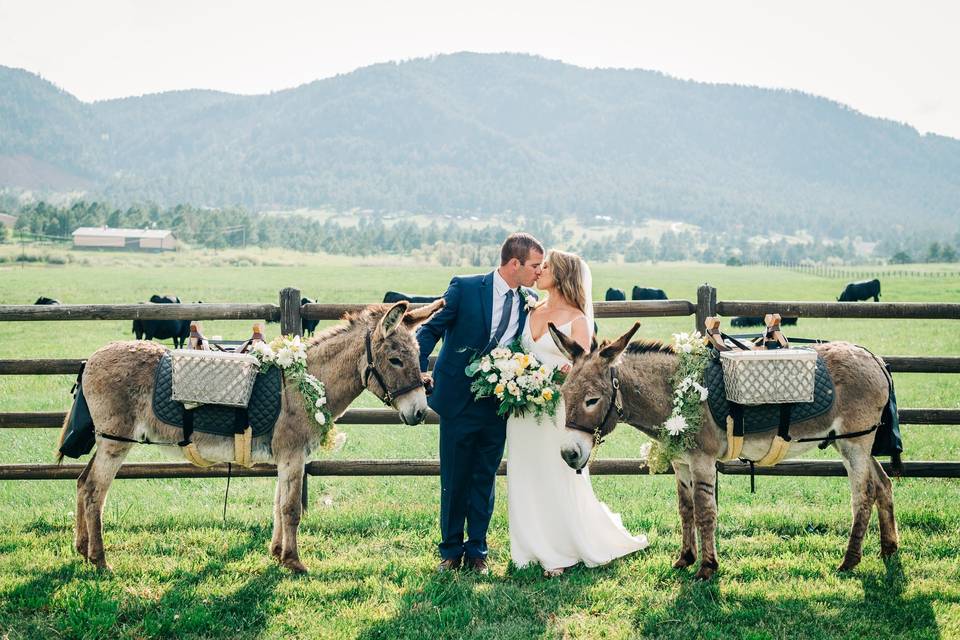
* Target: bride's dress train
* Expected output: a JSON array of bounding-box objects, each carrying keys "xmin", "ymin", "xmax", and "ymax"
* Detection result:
[{"xmin": 507, "ymin": 320, "xmax": 648, "ymax": 571}]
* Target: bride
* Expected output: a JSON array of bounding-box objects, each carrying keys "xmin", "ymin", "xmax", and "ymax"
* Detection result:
[{"xmin": 507, "ymin": 250, "xmax": 648, "ymax": 576}]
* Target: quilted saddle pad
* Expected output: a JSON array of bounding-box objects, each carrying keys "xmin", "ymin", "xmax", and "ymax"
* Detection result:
[
  {"xmin": 703, "ymin": 352, "xmax": 835, "ymax": 434},
  {"xmin": 152, "ymin": 353, "xmax": 282, "ymax": 438}
]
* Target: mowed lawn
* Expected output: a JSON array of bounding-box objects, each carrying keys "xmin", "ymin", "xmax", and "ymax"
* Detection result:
[{"xmin": 0, "ymin": 248, "xmax": 958, "ymax": 639}]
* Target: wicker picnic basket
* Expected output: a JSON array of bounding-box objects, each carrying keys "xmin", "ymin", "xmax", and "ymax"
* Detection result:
[
  {"xmin": 719, "ymin": 348, "xmax": 817, "ymax": 405},
  {"xmin": 171, "ymin": 350, "xmax": 260, "ymax": 407}
]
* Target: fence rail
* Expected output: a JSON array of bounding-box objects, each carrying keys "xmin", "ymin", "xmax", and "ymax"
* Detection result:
[
  {"xmin": 1, "ymin": 459, "xmax": 957, "ymax": 481},
  {"xmin": 3, "ymin": 408, "xmax": 959, "ymax": 430},
  {"xmin": 2, "ymin": 286, "xmax": 958, "ymax": 485},
  {"xmin": 5, "ymin": 354, "xmax": 960, "ymax": 376}
]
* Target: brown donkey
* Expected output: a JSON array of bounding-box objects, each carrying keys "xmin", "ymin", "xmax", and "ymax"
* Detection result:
[
  {"xmin": 58, "ymin": 300, "xmax": 443, "ymax": 573},
  {"xmin": 550, "ymin": 322, "xmax": 898, "ymax": 580}
]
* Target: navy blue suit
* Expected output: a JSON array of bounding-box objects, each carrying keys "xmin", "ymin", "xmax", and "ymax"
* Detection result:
[{"xmin": 417, "ymin": 271, "xmax": 534, "ymax": 560}]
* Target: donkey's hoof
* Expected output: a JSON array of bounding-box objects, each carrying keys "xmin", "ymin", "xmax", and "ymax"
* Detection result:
[
  {"xmin": 282, "ymin": 558, "xmax": 309, "ymax": 574},
  {"xmin": 270, "ymin": 544, "xmax": 282, "ymax": 560},
  {"xmin": 880, "ymin": 543, "xmax": 899, "ymax": 559},
  {"xmin": 694, "ymin": 561, "xmax": 718, "ymax": 581},
  {"xmin": 672, "ymin": 550, "xmax": 696, "ymax": 569},
  {"xmin": 836, "ymin": 558, "xmax": 861, "ymax": 573},
  {"xmin": 91, "ymin": 559, "xmax": 113, "ymax": 572}
]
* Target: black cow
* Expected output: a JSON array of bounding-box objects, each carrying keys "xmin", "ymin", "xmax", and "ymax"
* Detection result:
[
  {"xmin": 730, "ymin": 316, "xmax": 798, "ymax": 328},
  {"xmin": 382, "ymin": 291, "xmax": 441, "ymax": 304},
  {"xmin": 34, "ymin": 297, "xmax": 60, "ymax": 305},
  {"xmin": 133, "ymin": 294, "xmax": 190, "ymax": 348},
  {"xmin": 301, "ymin": 297, "xmax": 319, "ymax": 336},
  {"xmin": 838, "ymin": 279, "xmax": 881, "ymax": 302},
  {"xmin": 605, "ymin": 288, "xmax": 626, "ymax": 301},
  {"xmin": 632, "ymin": 286, "xmax": 668, "ymax": 300}
]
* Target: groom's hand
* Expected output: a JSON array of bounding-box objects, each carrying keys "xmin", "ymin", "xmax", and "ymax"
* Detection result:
[{"xmin": 421, "ymin": 372, "xmax": 434, "ymax": 396}]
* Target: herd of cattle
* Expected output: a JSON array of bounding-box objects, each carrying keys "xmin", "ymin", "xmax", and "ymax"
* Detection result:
[{"xmin": 29, "ymin": 278, "xmax": 883, "ymax": 347}]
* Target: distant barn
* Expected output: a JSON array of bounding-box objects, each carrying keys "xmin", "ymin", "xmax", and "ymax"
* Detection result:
[
  {"xmin": 72, "ymin": 227, "xmax": 177, "ymax": 251},
  {"xmin": 0, "ymin": 213, "xmax": 17, "ymax": 228}
]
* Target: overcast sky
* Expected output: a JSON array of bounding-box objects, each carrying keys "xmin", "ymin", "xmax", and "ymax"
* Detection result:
[{"xmin": 1, "ymin": 0, "xmax": 957, "ymax": 139}]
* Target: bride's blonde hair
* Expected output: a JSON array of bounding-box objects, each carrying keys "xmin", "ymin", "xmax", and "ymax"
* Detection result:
[{"xmin": 543, "ymin": 250, "xmax": 587, "ymax": 314}]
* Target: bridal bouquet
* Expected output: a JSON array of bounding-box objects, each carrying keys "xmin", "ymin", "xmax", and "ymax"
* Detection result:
[{"xmin": 464, "ymin": 340, "xmax": 566, "ymax": 419}]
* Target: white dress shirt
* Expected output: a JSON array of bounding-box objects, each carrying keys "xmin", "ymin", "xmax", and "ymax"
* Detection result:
[{"xmin": 490, "ymin": 269, "xmax": 521, "ymax": 347}]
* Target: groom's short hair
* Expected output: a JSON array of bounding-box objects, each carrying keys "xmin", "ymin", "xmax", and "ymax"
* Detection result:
[{"xmin": 500, "ymin": 233, "xmax": 544, "ymax": 265}]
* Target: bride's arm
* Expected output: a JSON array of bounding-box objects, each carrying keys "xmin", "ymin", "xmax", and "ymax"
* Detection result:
[{"xmin": 570, "ymin": 315, "xmax": 591, "ymax": 352}]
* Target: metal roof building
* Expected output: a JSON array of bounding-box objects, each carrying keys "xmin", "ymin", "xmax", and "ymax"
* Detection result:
[{"xmin": 72, "ymin": 227, "xmax": 177, "ymax": 251}]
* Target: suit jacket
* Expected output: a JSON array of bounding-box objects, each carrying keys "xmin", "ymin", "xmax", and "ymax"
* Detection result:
[{"xmin": 417, "ymin": 271, "xmax": 536, "ymax": 418}]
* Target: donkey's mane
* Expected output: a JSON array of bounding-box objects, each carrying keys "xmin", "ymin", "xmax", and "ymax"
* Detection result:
[
  {"xmin": 624, "ymin": 339, "xmax": 674, "ymax": 356},
  {"xmin": 307, "ymin": 305, "xmax": 389, "ymax": 347}
]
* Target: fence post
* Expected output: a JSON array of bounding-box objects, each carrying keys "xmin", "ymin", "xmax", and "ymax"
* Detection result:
[
  {"xmin": 279, "ymin": 287, "xmax": 309, "ymax": 511},
  {"xmin": 696, "ymin": 284, "xmax": 717, "ymax": 334}
]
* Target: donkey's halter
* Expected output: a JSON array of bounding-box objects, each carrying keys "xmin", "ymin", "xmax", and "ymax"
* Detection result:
[
  {"xmin": 565, "ymin": 366, "xmax": 624, "ymax": 446},
  {"xmin": 363, "ymin": 330, "xmax": 424, "ymax": 406}
]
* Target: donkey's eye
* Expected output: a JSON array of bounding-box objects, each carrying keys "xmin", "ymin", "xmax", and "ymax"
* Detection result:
[
  {"xmin": 585, "ymin": 397, "xmax": 600, "ymax": 407},
  {"xmin": 389, "ymin": 357, "xmax": 403, "ymax": 367}
]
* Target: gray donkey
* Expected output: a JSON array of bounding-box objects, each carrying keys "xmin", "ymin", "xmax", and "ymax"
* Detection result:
[
  {"xmin": 549, "ymin": 322, "xmax": 898, "ymax": 580},
  {"xmin": 58, "ymin": 299, "xmax": 443, "ymax": 573}
]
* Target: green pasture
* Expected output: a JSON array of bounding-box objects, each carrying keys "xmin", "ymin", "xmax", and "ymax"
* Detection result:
[{"xmin": 0, "ymin": 248, "xmax": 958, "ymax": 639}]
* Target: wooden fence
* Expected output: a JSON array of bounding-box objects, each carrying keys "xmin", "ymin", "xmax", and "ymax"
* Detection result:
[{"xmin": 1, "ymin": 285, "xmax": 958, "ymax": 484}]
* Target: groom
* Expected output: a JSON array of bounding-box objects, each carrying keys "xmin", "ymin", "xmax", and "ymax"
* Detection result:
[{"xmin": 417, "ymin": 232, "xmax": 544, "ymax": 573}]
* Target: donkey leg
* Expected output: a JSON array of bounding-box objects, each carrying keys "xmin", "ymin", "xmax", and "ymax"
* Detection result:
[
  {"xmin": 270, "ymin": 480, "xmax": 284, "ymax": 560},
  {"xmin": 80, "ymin": 439, "xmax": 132, "ymax": 570},
  {"xmin": 277, "ymin": 456, "xmax": 308, "ymax": 573},
  {"xmin": 671, "ymin": 461, "xmax": 697, "ymax": 569},
  {"xmin": 837, "ymin": 443, "xmax": 877, "ymax": 572},
  {"xmin": 870, "ymin": 458, "xmax": 899, "ymax": 558},
  {"xmin": 74, "ymin": 453, "xmax": 95, "ymax": 558},
  {"xmin": 689, "ymin": 454, "xmax": 719, "ymax": 580}
]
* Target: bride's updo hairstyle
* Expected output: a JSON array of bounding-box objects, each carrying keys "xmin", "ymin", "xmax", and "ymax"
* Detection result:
[{"xmin": 546, "ymin": 250, "xmax": 587, "ymax": 314}]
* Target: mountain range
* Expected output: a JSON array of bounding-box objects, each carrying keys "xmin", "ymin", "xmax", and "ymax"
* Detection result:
[{"xmin": 2, "ymin": 52, "xmax": 958, "ymax": 237}]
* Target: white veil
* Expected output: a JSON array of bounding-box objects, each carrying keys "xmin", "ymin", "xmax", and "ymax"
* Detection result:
[{"xmin": 579, "ymin": 258, "xmax": 595, "ymax": 340}]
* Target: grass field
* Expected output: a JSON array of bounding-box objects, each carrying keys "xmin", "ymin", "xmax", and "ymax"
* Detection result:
[{"xmin": 1, "ymin": 248, "xmax": 958, "ymax": 639}]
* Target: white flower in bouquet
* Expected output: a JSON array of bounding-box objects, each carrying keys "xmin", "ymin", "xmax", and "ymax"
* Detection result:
[
  {"xmin": 664, "ymin": 414, "xmax": 688, "ymax": 436},
  {"xmin": 480, "ymin": 358, "xmax": 492, "ymax": 373},
  {"xmin": 486, "ymin": 373, "xmax": 498, "ymax": 383},
  {"xmin": 507, "ymin": 381, "xmax": 520, "ymax": 397},
  {"xmin": 491, "ymin": 347, "xmax": 511, "ymax": 359},
  {"xmin": 314, "ymin": 410, "xmax": 326, "ymax": 425},
  {"xmin": 290, "ymin": 335, "xmax": 307, "ymax": 361},
  {"xmin": 253, "ymin": 341, "xmax": 276, "ymax": 361},
  {"xmin": 276, "ymin": 347, "xmax": 294, "ymax": 368},
  {"xmin": 692, "ymin": 381, "xmax": 709, "ymax": 401}
]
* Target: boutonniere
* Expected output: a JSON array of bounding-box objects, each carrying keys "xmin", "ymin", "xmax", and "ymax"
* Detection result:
[{"xmin": 518, "ymin": 288, "xmax": 536, "ymax": 312}]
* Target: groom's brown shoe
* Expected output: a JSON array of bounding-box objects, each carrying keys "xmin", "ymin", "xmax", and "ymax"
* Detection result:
[
  {"xmin": 437, "ymin": 557, "xmax": 462, "ymax": 573},
  {"xmin": 464, "ymin": 557, "xmax": 490, "ymax": 575}
]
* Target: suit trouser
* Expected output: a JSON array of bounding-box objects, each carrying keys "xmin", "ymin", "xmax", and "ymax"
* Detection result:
[{"xmin": 438, "ymin": 398, "xmax": 507, "ymax": 560}]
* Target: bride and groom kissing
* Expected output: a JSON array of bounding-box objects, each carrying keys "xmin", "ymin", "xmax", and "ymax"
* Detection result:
[{"xmin": 417, "ymin": 232, "xmax": 648, "ymax": 577}]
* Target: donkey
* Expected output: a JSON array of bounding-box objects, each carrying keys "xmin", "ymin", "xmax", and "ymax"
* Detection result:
[
  {"xmin": 57, "ymin": 299, "xmax": 443, "ymax": 573},
  {"xmin": 549, "ymin": 322, "xmax": 898, "ymax": 580}
]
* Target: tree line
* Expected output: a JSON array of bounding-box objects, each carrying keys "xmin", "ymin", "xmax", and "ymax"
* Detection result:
[{"xmin": 5, "ymin": 201, "xmax": 958, "ymax": 265}]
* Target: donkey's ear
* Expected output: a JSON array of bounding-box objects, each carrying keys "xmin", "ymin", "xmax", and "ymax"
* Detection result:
[
  {"xmin": 403, "ymin": 298, "xmax": 444, "ymax": 329},
  {"xmin": 599, "ymin": 322, "xmax": 641, "ymax": 359},
  {"xmin": 549, "ymin": 322, "xmax": 584, "ymax": 361},
  {"xmin": 379, "ymin": 301, "xmax": 409, "ymax": 336}
]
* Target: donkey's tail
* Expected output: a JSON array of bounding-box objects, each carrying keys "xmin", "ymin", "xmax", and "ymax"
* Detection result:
[{"xmin": 55, "ymin": 410, "xmax": 71, "ymax": 465}]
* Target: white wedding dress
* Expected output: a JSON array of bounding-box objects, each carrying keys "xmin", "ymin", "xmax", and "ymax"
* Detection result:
[{"xmin": 507, "ymin": 319, "xmax": 648, "ymax": 571}]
